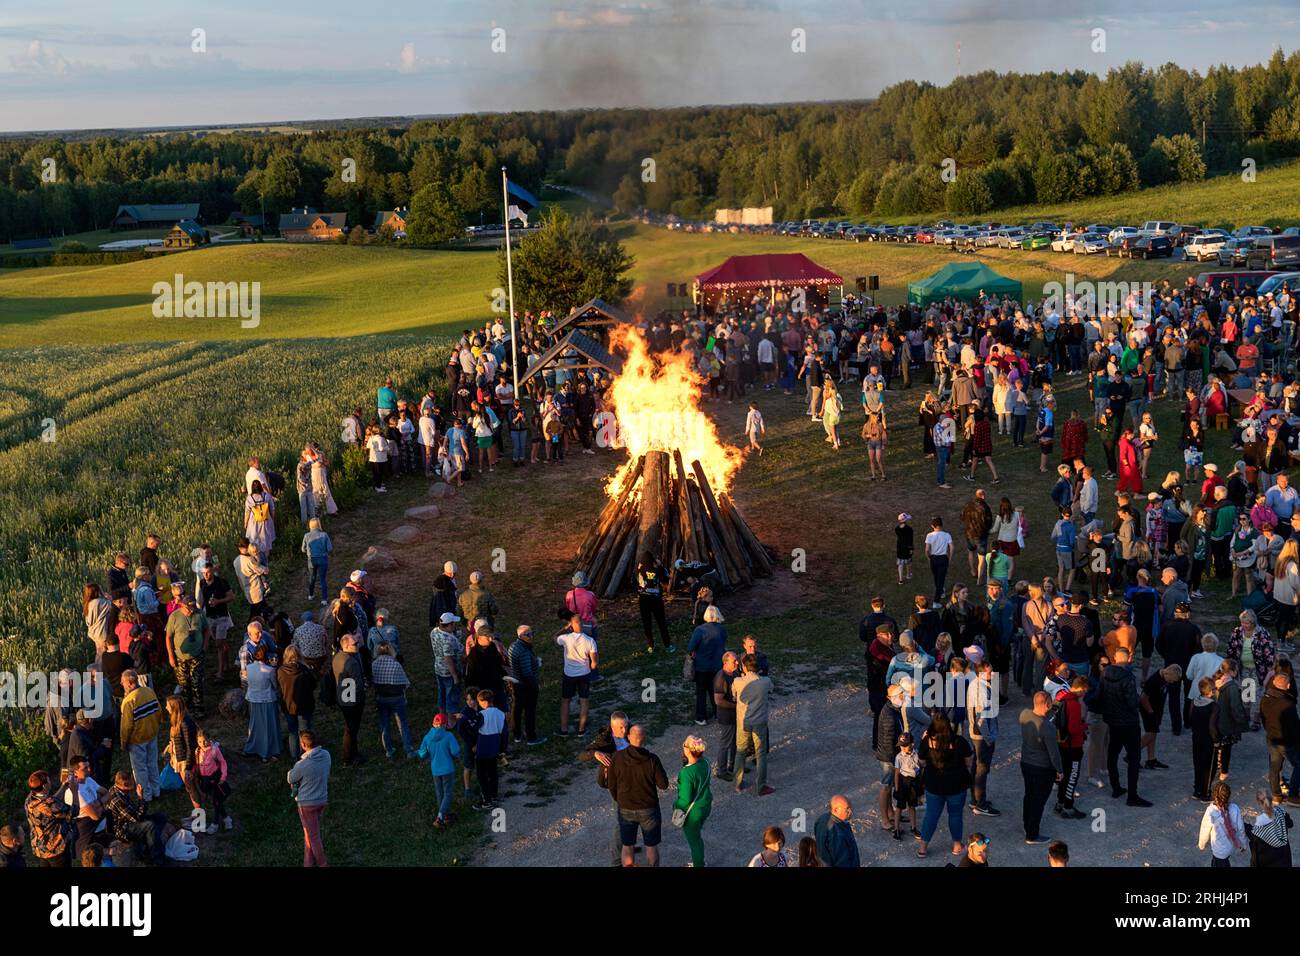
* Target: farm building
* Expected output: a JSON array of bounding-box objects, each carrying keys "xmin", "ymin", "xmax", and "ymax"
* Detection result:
[
  {"xmin": 111, "ymin": 203, "xmax": 201, "ymax": 230},
  {"xmin": 162, "ymin": 219, "xmax": 209, "ymax": 250},
  {"xmin": 227, "ymin": 212, "xmax": 266, "ymax": 237},
  {"xmin": 374, "ymin": 207, "xmax": 408, "ymax": 237},
  {"xmin": 279, "ymin": 208, "xmax": 347, "ymax": 241}
]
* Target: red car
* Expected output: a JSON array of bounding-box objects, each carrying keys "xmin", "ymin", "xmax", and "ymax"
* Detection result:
[{"xmin": 915, "ymin": 229, "xmax": 935, "ymax": 244}]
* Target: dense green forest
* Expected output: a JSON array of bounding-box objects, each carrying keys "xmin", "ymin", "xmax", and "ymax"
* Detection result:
[{"xmin": 4, "ymin": 52, "xmax": 1300, "ymax": 241}]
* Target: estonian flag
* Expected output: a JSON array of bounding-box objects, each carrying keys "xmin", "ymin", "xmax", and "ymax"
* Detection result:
[{"xmin": 505, "ymin": 179, "xmax": 538, "ymax": 210}]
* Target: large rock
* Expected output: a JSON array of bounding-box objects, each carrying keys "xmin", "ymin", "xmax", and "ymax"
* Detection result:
[
  {"xmin": 405, "ymin": 504, "xmax": 440, "ymax": 521},
  {"xmin": 387, "ymin": 525, "xmax": 420, "ymax": 545},
  {"xmin": 428, "ymin": 482, "xmax": 456, "ymax": 499},
  {"xmin": 359, "ymin": 545, "xmax": 399, "ymax": 571}
]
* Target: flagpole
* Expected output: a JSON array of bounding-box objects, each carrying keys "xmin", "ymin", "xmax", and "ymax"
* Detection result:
[{"xmin": 502, "ymin": 167, "xmax": 520, "ymax": 403}]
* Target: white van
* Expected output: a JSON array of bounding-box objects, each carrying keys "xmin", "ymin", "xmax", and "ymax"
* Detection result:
[{"xmin": 1140, "ymin": 220, "xmax": 1178, "ymax": 237}]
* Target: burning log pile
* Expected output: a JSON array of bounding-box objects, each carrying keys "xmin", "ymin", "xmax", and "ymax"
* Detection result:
[{"xmin": 575, "ymin": 448, "xmax": 774, "ymax": 597}]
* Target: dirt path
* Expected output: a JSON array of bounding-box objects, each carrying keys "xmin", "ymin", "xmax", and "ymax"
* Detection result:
[{"xmin": 477, "ymin": 676, "xmax": 1275, "ymax": 868}]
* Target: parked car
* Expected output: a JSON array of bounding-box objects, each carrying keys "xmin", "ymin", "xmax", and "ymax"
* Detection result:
[
  {"xmin": 1247, "ymin": 235, "xmax": 1300, "ymax": 271},
  {"xmin": 1257, "ymin": 273, "xmax": 1296, "ymax": 298},
  {"xmin": 1071, "ymin": 233, "xmax": 1108, "ymax": 255},
  {"xmin": 1234, "ymin": 225, "xmax": 1274, "ymax": 240},
  {"xmin": 1184, "ymin": 233, "xmax": 1228, "ymax": 261},
  {"xmin": 996, "ymin": 227, "xmax": 1027, "ymax": 248},
  {"xmin": 1216, "ymin": 238, "xmax": 1253, "ymax": 267},
  {"xmin": 1131, "ymin": 235, "xmax": 1175, "ymax": 259},
  {"xmin": 1021, "ymin": 232, "xmax": 1053, "ymax": 250},
  {"xmin": 1198, "ymin": 271, "xmax": 1279, "ymax": 295},
  {"xmin": 1108, "ymin": 226, "xmax": 1140, "ymax": 245},
  {"xmin": 1050, "ymin": 232, "xmax": 1076, "ymax": 253},
  {"xmin": 1139, "ymin": 220, "xmax": 1179, "ymax": 237}
]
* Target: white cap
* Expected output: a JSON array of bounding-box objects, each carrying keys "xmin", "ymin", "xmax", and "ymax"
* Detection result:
[{"xmin": 439, "ymin": 612, "xmax": 461, "ymax": 625}]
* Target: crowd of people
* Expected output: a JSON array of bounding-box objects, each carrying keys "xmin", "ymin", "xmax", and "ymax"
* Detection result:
[{"xmin": 7, "ymin": 272, "xmax": 1300, "ymax": 868}]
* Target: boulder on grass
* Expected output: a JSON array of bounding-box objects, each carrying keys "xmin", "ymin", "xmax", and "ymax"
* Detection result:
[
  {"xmin": 428, "ymin": 482, "xmax": 456, "ymax": 499},
  {"xmin": 405, "ymin": 504, "xmax": 440, "ymax": 521},
  {"xmin": 387, "ymin": 525, "xmax": 420, "ymax": 545},
  {"xmin": 218, "ymin": 688, "xmax": 247, "ymax": 721},
  {"xmin": 359, "ymin": 545, "xmax": 398, "ymax": 571}
]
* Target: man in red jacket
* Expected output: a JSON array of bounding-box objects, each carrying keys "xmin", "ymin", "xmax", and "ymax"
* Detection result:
[{"xmin": 1054, "ymin": 676, "xmax": 1089, "ymax": 820}]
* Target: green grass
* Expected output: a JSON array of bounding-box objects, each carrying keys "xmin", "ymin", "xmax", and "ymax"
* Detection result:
[{"xmin": 888, "ymin": 158, "xmax": 1300, "ymax": 231}]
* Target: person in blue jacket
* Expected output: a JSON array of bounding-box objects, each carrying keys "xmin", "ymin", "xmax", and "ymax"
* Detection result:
[
  {"xmin": 417, "ymin": 713, "xmax": 462, "ymax": 829},
  {"xmin": 687, "ymin": 606, "xmax": 727, "ymax": 725},
  {"xmin": 814, "ymin": 795, "xmax": 860, "ymax": 867}
]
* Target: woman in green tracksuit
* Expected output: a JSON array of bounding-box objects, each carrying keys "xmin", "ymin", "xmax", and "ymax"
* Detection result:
[{"xmin": 673, "ymin": 735, "xmax": 713, "ymax": 867}]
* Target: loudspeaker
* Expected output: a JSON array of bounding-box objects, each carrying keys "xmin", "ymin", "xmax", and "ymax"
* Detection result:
[
  {"xmin": 868, "ymin": 275, "xmax": 879, "ymax": 291},
  {"xmin": 666, "ymin": 282, "xmax": 677, "ymax": 297},
  {"xmin": 856, "ymin": 276, "xmax": 867, "ymax": 292}
]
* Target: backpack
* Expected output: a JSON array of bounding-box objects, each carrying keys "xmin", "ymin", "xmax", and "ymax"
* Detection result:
[
  {"xmin": 251, "ymin": 498, "xmax": 271, "ymax": 523},
  {"xmin": 1052, "ymin": 697, "xmax": 1070, "ymax": 745}
]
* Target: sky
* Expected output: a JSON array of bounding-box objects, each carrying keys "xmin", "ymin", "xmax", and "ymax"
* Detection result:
[{"xmin": 0, "ymin": 0, "xmax": 1294, "ymax": 133}]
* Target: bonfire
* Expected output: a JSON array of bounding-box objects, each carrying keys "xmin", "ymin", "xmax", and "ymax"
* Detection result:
[{"xmin": 574, "ymin": 326, "xmax": 773, "ymax": 596}]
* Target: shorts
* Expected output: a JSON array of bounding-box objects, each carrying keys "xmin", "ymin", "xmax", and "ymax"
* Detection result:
[
  {"xmin": 967, "ymin": 536, "xmax": 988, "ymax": 553},
  {"xmin": 476, "ymin": 436, "xmax": 493, "ymax": 449},
  {"xmin": 998, "ymin": 540, "xmax": 1021, "ymax": 557},
  {"xmin": 463, "ymin": 744, "xmax": 477, "ymax": 771},
  {"xmin": 617, "ymin": 806, "xmax": 662, "ymax": 848},
  {"xmin": 879, "ymin": 759, "xmax": 895, "ymax": 786},
  {"xmin": 894, "ymin": 776, "xmax": 921, "ymax": 808},
  {"xmin": 1039, "ymin": 440, "xmax": 1055, "ymax": 454},
  {"xmin": 867, "ymin": 440, "xmax": 884, "ymax": 452},
  {"xmin": 1137, "ymin": 631, "xmax": 1154, "ymax": 659},
  {"xmin": 897, "ymin": 556, "xmax": 912, "ymax": 567},
  {"xmin": 759, "ymin": 362, "xmax": 775, "ymax": 373},
  {"xmin": 1056, "ymin": 551, "xmax": 1075, "ymax": 570},
  {"xmin": 561, "ymin": 674, "xmax": 591, "ymax": 700},
  {"xmin": 1184, "ymin": 448, "xmax": 1203, "ymax": 466},
  {"xmin": 1141, "ymin": 711, "xmax": 1162, "ymax": 734},
  {"xmin": 211, "ymin": 617, "xmax": 232, "ymax": 642}
]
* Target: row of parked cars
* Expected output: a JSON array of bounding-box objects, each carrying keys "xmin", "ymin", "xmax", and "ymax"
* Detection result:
[{"xmin": 636, "ymin": 210, "xmax": 1300, "ymax": 271}]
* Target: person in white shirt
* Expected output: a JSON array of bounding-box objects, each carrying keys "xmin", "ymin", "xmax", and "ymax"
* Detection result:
[
  {"xmin": 1198, "ymin": 781, "xmax": 1247, "ymax": 866},
  {"xmin": 556, "ymin": 618, "xmax": 598, "ymax": 737},
  {"xmin": 933, "ymin": 413, "xmax": 957, "ymax": 488},
  {"xmin": 756, "ymin": 336, "xmax": 777, "ymax": 389},
  {"xmin": 1185, "ymin": 633, "xmax": 1225, "ymax": 705},
  {"xmin": 244, "ymin": 457, "xmax": 269, "ymax": 496},
  {"xmin": 745, "ymin": 402, "xmax": 765, "ymax": 453},
  {"xmin": 924, "ymin": 516, "xmax": 953, "ymax": 606},
  {"xmin": 417, "ymin": 411, "xmax": 438, "ymax": 477}
]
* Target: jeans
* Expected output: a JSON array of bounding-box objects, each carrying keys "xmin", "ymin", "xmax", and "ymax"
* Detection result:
[
  {"xmin": 736, "ymin": 724, "xmax": 768, "ymax": 789},
  {"xmin": 308, "ymin": 560, "xmax": 328, "ymax": 599},
  {"xmin": 936, "ymin": 445, "xmax": 951, "ymax": 484},
  {"xmin": 298, "ymin": 803, "xmax": 327, "ymax": 866},
  {"xmin": 510, "ymin": 429, "xmax": 528, "ymax": 461},
  {"xmin": 1106, "ymin": 723, "xmax": 1141, "ymax": 795},
  {"xmin": 716, "ymin": 720, "xmax": 737, "ymax": 774},
  {"xmin": 971, "ymin": 738, "xmax": 994, "ymax": 807},
  {"xmin": 639, "ymin": 595, "xmax": 670, "ymax": 647},
  {"xmin": 124, "ymin": 815, "xmax": 168, "ymax": 864},
  {"xmin": 376, "ymin": 697, "xmax": 414, "ymax": 755},
  {"xmin": 513, "ymin": 680, "xmax": 539, "ymax": 742},
  {"xmin": 1021, "ymin": 763, "xmax": 1056, "ymax": 839},
  {"xmin": 930, "ymin": 554, "xmax": 949, "ymax": 603},
  {"xmin": 1267, "ymin": 741, "xmax": 1300, "ymax": 799},
  {"xmin": 285, "ymin": 712, "xmax": 313, "ymax": 759},
  {"xmin": 436, "ymin": 674, "xmax": 460, "ymax": 715},
  {"xmin": 433, "ymin": 772, "xmax": 455, "ymax": 819},
  {"xmin": 128, "ymin": 738, "xmax": 160, "ymax": 800},
  {"xmin": 920, "ymin": 790, "xmax": 965, "ymax": 844},
  {"xmin": 1012, "ymin": 414, "xmax": 1027, "ymax": 445},
  {"xmin": 694, "ymin": 670, "xmax": 718, "ymax": 722}
]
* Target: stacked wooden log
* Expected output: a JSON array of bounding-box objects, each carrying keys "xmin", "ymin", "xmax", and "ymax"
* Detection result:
[{"xmin": 575, "ymin": 449, "xmax": 774, "ymax": 597}]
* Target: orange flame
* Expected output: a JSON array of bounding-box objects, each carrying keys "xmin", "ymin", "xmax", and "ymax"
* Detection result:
[{"xmin": 604, "ymin": 324, "xmax": 744, "ymax": 497}]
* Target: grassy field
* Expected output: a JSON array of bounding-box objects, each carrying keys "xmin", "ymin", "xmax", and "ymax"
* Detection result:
[
  {"xmin": 888, "ymin": 158, "xmax": 1300, "ymax": 231},
  {"xmin": 0, "ymin": 225, "xmax": 1209, "ymax": 346}
]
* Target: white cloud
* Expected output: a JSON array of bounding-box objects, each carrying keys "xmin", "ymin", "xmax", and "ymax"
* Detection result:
[
  {"xmin": 399, "ymin": 41, "xmax": 416, "ymax": 73},
  {"xmin": 11, "ymin": 38, "xmax": 70, "ymax": 75}
]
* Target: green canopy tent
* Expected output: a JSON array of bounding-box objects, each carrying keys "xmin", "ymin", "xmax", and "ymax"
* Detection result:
[{"xmin": 906, "ymin": 262, "xmax": 1022, "ymax": 306}]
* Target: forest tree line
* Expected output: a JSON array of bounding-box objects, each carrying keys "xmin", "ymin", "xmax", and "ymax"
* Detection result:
[{"xmin": 3, "ymin": 52, "xmax": 1300, "ymax": 241}]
